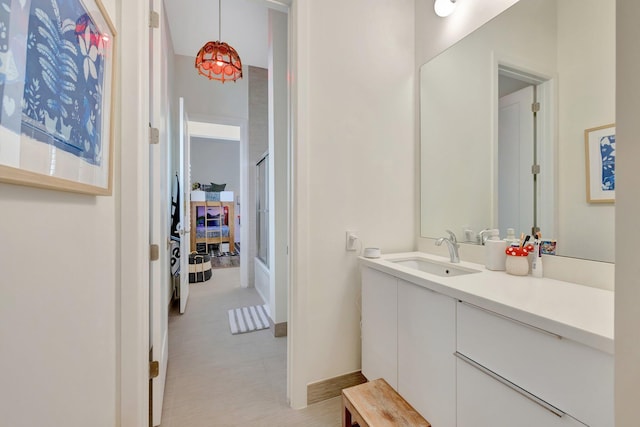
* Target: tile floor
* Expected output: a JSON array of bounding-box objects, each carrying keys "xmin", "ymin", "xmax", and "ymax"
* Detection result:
[{"xmin": 160, "ymin": 267, "xmax": 342, "ymax": 427}]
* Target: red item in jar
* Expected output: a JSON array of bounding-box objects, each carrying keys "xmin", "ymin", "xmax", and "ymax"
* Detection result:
[{"xmin": 505, "ymin": 246, "xmax": 529, "ymax": 257}]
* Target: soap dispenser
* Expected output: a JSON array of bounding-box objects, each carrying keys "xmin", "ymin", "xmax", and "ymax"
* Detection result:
[
  {"xmin": 505, "ymin": 228, "xmax": 519, "ymax": 247},
  {"xmin": 485, "ymin": 229, "xmax": 507, "ymax": 271}
]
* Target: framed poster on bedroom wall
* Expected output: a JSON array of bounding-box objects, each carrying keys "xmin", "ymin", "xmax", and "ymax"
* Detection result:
[{"xmin": 0, "ymin": 0, "xmax": 117, "ymax": 195}]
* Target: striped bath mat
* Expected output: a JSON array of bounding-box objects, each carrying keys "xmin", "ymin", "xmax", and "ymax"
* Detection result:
[{"xmin": 228, "ymin": 304, "xmax": 270, "ymax": 334}]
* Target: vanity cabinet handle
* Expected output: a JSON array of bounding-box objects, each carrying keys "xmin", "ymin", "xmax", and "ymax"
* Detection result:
[
  {"xmin": 459, "ymin": 301, "xmax": 562, "ymax": 340},
  {"xmin": 454, "ymin": 351, "xmax": 566, "ymax": 418}
]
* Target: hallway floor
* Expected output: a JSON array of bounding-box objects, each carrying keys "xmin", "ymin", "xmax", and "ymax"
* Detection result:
[{"xmin": 160, "ymin": 267, "xmax": 341, "ymax": 426}]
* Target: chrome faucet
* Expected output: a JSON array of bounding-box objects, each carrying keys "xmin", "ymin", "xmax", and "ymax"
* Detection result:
[
  {"xmin": 435, "ymin": 230, "xmax": 460, "ymax": 263},
  {"xmin": 477, "ymin": 228, "xmax": 491, "ymax": 245}
]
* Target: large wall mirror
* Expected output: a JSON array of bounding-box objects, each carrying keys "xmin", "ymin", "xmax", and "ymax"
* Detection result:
[{"xmin": 420, "ymin": 0, "xmax": 615, "ymax": 263}]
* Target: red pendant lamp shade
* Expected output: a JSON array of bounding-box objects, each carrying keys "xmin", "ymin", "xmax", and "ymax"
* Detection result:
[
  {"xmin": 195, "ymin": 41, "xmax": 243, "ymax": 82},
  {"xmin": 194, "ymin": 0, "xmax": 243, "ymax": 83}
]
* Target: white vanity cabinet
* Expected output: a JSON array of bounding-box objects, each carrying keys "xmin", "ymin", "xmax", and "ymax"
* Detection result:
[
  {"xmin": 361, "ymin": 267, "xmax": 456, "ymax": 426},
  {"xmin": 360, "ymin": 253, "xmax": 613, "ymax": 427},
  {"xmin": 397, "ymin": 279, "xmax": 456, "ymax": 427},
  {"xmin": 361, "ymin": 267, "xmax": 398, "ymax": 388},
  {"xmin": 456, "ymin": 302, "xmax": 614, "ymax": 427},
  {"xmin": 456, "ymin": 357, "xmax": 585, "ymax": 427}
]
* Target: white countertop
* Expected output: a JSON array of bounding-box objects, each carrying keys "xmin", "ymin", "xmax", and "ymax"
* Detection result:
[{"xmin": 360, "ymin": 252, "xmax": 614, "ymax": 354}]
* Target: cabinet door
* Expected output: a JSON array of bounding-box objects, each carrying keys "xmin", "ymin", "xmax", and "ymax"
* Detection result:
[
  {"xmin": 361, "ymin": 268, "xmax": 398, "ymax": 388},
  {"xmin": 397, "ymin": 280, "xmax": 456, "ymax": 426},
  {"xmin": 457, "ymin": 358, "xmax": 585, "ymax": 427}
]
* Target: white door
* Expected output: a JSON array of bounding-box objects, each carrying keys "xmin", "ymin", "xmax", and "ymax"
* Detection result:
[
  {"xmin": 179, "ymin": 97, "xmax": 191, "ymax": 314},
  {"xmin": 498, "ymin": 86, "xmax": 534, "ymax": 235},
  {"xmin": 149, "ymin": 1, "xmax": 169, "ymax": 424}
]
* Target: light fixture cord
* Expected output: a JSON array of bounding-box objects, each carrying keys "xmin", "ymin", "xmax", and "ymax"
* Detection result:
[{"xmin": 218, "ymin": 0, "xmax": 221, "ymax": 41}]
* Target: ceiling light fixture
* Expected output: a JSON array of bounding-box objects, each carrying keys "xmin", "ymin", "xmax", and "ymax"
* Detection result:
[
  {"xmin": 434, "ymin": 0, "xmax": 457, "ymax": 17},
  {"xmin": 195, "ymin": 0, "xmax": 243, "ymax": 83}
]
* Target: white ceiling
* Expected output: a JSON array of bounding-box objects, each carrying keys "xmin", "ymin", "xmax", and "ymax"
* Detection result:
[{"xmin": 163, "ymin": 0, "xmax": 287, "ymax": 69}]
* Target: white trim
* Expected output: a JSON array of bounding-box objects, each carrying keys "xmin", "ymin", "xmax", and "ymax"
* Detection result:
[
  {"xmin": 287, "ymin": 0, "xmax": 309, "ymax": 409},
  {"xmin": 254, "ymin": 257, "xmax": 270, "ymax": 305},
  {"xmin": 188, "ymin": 121, "xmax": 241, "ymax": 141},
  {"xmin": 246, "ymin": 0, "xmax": 290, "ymax": 13},
  {"xmin": 118, "ymin": 0, "xmax": 150, "ymax": 425}
]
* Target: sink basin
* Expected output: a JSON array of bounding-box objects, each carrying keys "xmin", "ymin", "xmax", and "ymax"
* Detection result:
[{"xmin": 391, "ymin": 258, "xmax": 481, "ymax": 277}]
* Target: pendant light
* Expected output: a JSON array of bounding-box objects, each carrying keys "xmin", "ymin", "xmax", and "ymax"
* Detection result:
[{"xmin": 195, "ymin": 0, "xmax": 243, "ymax": 82}]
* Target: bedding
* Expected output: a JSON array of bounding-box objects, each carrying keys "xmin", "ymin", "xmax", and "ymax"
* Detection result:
[
  {"xmin": 190, "ymin": 190, "xmax": 234, "ymax": 202},
  {"xmin": 205, "ymin": 192, "xmax": 221, "ymax": 201}
]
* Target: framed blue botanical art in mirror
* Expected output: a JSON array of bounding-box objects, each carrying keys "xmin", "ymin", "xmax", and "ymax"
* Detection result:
[
  {"xmin": 0, "ymin": 0, "xmax": 116, "ymax": 195},
  {"xmin": 585, "ymin": 124, "xmax": 615, "ymax": 204}
]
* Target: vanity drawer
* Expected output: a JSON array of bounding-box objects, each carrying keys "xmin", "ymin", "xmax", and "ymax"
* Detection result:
[
  {"xmin": 456, "ymin": 356, "xmax": 586, "ymax": 427},
  {"xmin": 456, "ymin": 302, "xmax": 613, "ymax": 426}
]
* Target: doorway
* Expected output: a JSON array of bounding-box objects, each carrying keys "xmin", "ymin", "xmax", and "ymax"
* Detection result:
[
  {"xmin": 189, "ymin": 121, "xmax": 242, "ymax": 267},
  {"xmin": 143, "ymin": 1, "xmax": 293, "ymax": 425},
  {"xmin": 160, "ymin": 0, "xmax": 292, "ymax": 423},
  {"xmin": 497, "ymin": 65, "xmax": 555, "ymax": 238}
]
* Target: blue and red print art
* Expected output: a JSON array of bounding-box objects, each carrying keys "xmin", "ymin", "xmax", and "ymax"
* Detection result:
[{"xmin": 0, "ymin": 0, "xmax": 109, "ymax": 166}]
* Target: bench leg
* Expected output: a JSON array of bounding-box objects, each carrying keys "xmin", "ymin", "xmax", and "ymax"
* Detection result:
[{"xmin": 343, "ymin": 406, "xmax": 352, "ymax": 427}]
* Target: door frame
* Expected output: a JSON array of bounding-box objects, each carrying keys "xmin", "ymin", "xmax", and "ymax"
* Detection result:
[
  {"xmin": 188, "ymin": 114, "xmax": 248, "ymax": 288},
  {"xmin": 494, "ymin": 62, "xmax": 557, "ymax": 239},
  {"xmin": 118, "ymin": 1, "xmax": 306, "ymax": 424},
  {"xmin": 178, "ymin": 98, "xmax": 191, "ymax": 315},
  {"xmin": 119, "ymin": 0, "xmax": 151, "ymax": 426},
  {"xmin": 148, "ymin": 0, "xmax": 170, "ymax": 422}
]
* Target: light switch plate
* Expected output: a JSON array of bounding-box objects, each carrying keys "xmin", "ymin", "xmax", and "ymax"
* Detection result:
[{"xmin": 346, "ymin": 230, "xmax": 358, "ymax": 251}]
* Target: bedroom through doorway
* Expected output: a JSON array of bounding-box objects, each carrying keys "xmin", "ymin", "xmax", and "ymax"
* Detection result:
[{"xmin": 188, "ymin": 121, "xmax": 243, "ymax": 269}]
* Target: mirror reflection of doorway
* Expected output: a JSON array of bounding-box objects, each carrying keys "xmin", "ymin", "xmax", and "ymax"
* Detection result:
[{"xmin": 497, "ymin": 66, "xmax": 555, "ymax": 238}]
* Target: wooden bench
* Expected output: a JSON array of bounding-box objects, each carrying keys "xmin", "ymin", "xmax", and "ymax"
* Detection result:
[{"xmin": 341, "ymin": 378, "xmax": 431, "ymax": 427}]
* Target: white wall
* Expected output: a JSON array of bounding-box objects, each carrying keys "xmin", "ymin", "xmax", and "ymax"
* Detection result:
[
  {"xmin": 190, "ymin": 137, "xmax": 241, "ymax": 195},
  {"xmin": 556, "ymin": 0, "xmax": 615, "ymax": 262},
  {"xmin": 0, "ymin": 0, "xmax": 119, "ymax": 425},
  {"xmin": 290, "ymin": 0, "xmax": 415, "ymax": 407},
  {"xmin": 268, "ymin": 9, "xmax": 289, "ymax": 326},
  {"xmin": 0, "ymin": 189, "xmax": 118, "ymax": 427},
  {"xmin": 164, "ymin": 0, "xmax": 270, "ymax": 68},
  {"xmin": 248, "ymin": 66, "xmax": 269, "ymax": 288},
  {"xmin": 615, "ymin": 1, "xmax": 640, "ymax": 424},
  {"xmin": 174, "ymin": 54, "xmax": 249, "ymax": 124},
  {"xmin": 254, "ymin": 258, "xmax": 270, "ymax": 304},
  {"xmin": 415, "ymin": 0, "xmax": 519, "ymax": 66}
]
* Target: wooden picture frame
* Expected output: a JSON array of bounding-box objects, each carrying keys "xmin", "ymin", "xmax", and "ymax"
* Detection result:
[
  {"xmin": 585, "ymin": 124, "xmax": 615, "ymax": 204},
  {"xmin": 0, "ymin": 0, "xmax": 117, "ymax": 195}
]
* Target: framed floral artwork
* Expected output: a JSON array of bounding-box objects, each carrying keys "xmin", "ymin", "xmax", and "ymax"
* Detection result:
[
  {"xmin": 585, "ymin": 124, "xmax": 615, "ymax": 203},
  {"xmin": 0, "ymin": 0, "xmax": 116, "ymax": 195}
]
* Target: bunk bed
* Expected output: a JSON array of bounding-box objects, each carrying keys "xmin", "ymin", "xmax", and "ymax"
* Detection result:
[{"xmin": 190, "ymin": 191, "xmax": 235, "ymax": 254}]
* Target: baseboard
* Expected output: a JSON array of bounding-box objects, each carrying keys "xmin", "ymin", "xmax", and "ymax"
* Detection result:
[
  {"xmin": 272, "ymin": 321, "xmax": 287, "ymax": 337},
  {"xmin": 307, "ymin": 371, "xmax": 367, "ymax": 405}
]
